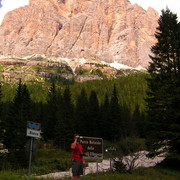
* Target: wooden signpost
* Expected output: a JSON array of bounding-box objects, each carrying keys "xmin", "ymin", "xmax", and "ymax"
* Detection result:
[
  {"xmin": 80, "ymin": 136, "xmax": 103, "ymax": 160},
  {"xmin": 80, "ymin": 136, "xmax": 103, "ymax": 180}
]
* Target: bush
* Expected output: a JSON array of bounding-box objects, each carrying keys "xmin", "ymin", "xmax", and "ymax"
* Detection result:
[
  {"xmin": 0, "ymin": 150, "xmax": 29, "ymax": 171},
  {"xmin": 113, "ymin": 158, "xmax": 127, "ymax": 173},
  {"xmin": 157, "ymin": 155, "xmax": 180, "ymax": 170},
  {"xmin": 0, "ymin": 153, "xmax": 13, "ymax": 170},
  {"xmin": 112, "ymin": 137, "xmax": 146, "ymax": 173}
]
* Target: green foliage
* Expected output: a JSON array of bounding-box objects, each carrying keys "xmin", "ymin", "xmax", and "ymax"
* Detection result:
[
  {"xmin": 2, "ymin": 80, "xmax": 33, "ymax": 168},
  {"xmin": 109, "ymin": 85, "xmax": 122, "ymax": 141},
  {"xmin": 113, "ymin": 160, "xmax": 127, "ymax": 173},
  {"xmin": 157, "ymin": 154, "xmax": 180, "ymax": 171},
  {"xmin": 71, "ymin": 73, "xmax": 148, "ymax": 113},
  {"xmin": 1, "ymin": 83, "xmax": 17, "ymax": 102},
  {"xmin": 99, "ymin": 94, "xmax": 110, "ymax": 139},
  {"xmin": 113, "ymin": 137, "xmax": 146, "ymax": 172},
  {"xmin": 76, "ymin": 69, "xmax": 90, "ymax": 75},
  {"xmin": 1, "ymin": 167, "xmax": 180, "ymax": 180},
  {"xmin": 87, "ymin": 90, "xmax": 100, "ymax": 136},
  {"xmin": 1, "ymin": 73, "xmax": 148, "ymax": 113},
  {"xmin": 43, "ymin": 82, "xmax": 59, "ymax": 142},
  {"xmin": 146, "ymin": 8, "xmax": 180, "ymax": 155},
  {"xmin": 0, "ymin": 73, "xmax": 148, "ymax": 146},
  {"xmin": 0, "ymin": 147, "xmax": 71, "ymax": 174},
  {"xmin": 91, "ymin": 69, "xmax": 105, "ymax": 77},
  {"xmin": 54, "ymin": 86, "xmax": 74, "ymax": 149},
  {"xmin": 74, "ymin": 88, "xmax": 89, "ymax": 136},
  {"xmin": 0, "ymin": 73, "xmax": 150, "ymax": 169},
  {"xmin": 0, "ymin": 84, "xmax": 3, "ymax": 143},
  {"xmin": 32, "ymin": 65, "xmax": 72, "ymax": 74},
  {"xmin": 3, "ymin": 80, "xmax": 32, "ymax": 149},
  {"xmin": 31, "ymin": 149, "xmax": 71, "ymax": 174},
  {"xmin": 28, "ymin": 55, "xmax": 47, "ymax": 61},
  {"xmin": 115, "ymin": 137, "xmax": 146, "ymax": 156}
]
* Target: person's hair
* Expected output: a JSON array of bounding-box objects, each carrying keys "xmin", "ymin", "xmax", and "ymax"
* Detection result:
[{"xmin": 74, "ymin": 134, "xmax": 79, "ymax": 138}]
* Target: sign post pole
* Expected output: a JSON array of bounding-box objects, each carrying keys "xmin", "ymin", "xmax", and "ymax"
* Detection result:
[
  {"xmin": 82, "ymin": 166, "xmax": 85, "ymax": 180},
  {"xmin": 96, "ymin": 161, "xmax": 99, "ymax": 180},
  {"xmin": 26, "ymin": 121, "xmax": 41, "ymax": 180},
  {"xmin": 28, "ymin": 137, "xmax": 33, "ymax": 180},
  {"xmin": 110, "ymin": 153, "xmax": 112, "ymax": 172}
]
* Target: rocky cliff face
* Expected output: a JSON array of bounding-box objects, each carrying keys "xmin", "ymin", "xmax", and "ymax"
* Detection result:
[{"xmin": 0, "ymin": 0, "xmax": 158, "ymax": 68}]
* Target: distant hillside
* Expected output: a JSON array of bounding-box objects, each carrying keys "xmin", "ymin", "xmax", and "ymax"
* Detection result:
[{"xmin": 0, "ymin": 55, "xmax": 147, "ymax": 83}]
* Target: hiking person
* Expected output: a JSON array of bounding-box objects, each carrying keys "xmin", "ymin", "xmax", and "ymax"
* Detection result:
[{"xmin": 71, "ymin": 134, "xmax": 85, "ymax": 180}]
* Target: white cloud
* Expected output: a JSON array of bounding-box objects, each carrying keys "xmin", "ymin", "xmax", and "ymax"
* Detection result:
[
  {"xmin": 0, "ymin": 0, "xmax": 29, "ymax": 24},
  {"xmin": 129, "ymin": 0, "xmax": 180, "ymax": 20}
]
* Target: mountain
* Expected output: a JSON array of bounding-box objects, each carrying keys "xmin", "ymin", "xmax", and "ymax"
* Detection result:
[
  {"xmin": 0, "ymin": 55, "xmax": 146, "ymax": 83},
  {"xmin": 0, "ymin": 0, "xmax": 158, "ymax": 68}
]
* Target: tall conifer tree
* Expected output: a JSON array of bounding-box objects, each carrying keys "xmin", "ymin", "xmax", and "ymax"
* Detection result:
[
  {"xmin": 88, "ymin": 90, "xmax": 100, "ymax": 137},
  {"xmin": 75, "ymin": 88, "xmax": 89, "ymax": 136},
  {"xmin": 56, "ymin": 86, "xmax": 74, "ymax": 149},
  {"xmin": 0, "ymin": 84, "xmax": 3, "ymax": 143},
  {"xmin": 4, "ymin": 80, "xmax": 32, "ymax": 150},
  {"xmin": 109, "ymin": 85, "xmax": 122, "ymax": 141},
  {"xmin": 146, "ymin": 9, "xmax": 180, "ymax": 154},
  {"xmin": 100, "ymin": 94, "xmax": 110, "ymax": 139},
  {"xmin": 3, "ymin": 80, "xmax": 32, "ymax": 167},
  {"xmin": 120, "ymin": 105, "xmax": 132, "ymax": 137},
  {"xmin": 44, "ymin": 81, "xmax": 59, "ymax": 142}
]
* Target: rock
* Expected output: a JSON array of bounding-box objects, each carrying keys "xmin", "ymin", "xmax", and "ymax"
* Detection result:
[{"xmin": 0, "ymin": 0, "xmax": 159, "ymax": 68}]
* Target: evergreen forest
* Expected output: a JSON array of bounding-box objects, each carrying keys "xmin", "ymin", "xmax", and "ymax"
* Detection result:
[{"xmin": 0, "ymin": 72, "xmax": 148, "ymax": 149}]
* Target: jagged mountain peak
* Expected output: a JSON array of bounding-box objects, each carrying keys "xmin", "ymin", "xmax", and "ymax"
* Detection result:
[{"xmin": 0, "ymin": 0, "xmax": 158, "ymax": 68}]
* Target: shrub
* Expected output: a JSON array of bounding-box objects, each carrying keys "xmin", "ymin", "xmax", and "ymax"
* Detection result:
[
  {"xmin": 157, "ymin": 155, "xmax": 180, "ymax": 170},
  {"xmin": 112, "ymin": 137, "xmax": 146, "ymax": 173}
]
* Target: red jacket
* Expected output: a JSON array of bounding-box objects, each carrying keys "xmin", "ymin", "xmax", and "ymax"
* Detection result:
[{"xmin": 71, "ymin": 143, "xmax": 83, "ymax": 161}]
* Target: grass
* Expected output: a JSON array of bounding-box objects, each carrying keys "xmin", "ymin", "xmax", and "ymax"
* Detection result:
[
  {"xmin": 0, "ymin": 167, "xmax": 180, "ymax": 180},
  {"xmin": 0, "ymin": 148, "xmax": 71, "ymax": 179},
  {"xmin": 0, "ymin": 171, "xmax": 54, "ymax": 180},
  {"xmin": 32, "ymin": 65, "xmax": 73, "ymax": 74},
  {"xmin": 31, "ymin": 149, "xmax": 72, "ymax": 175},
  {"xmin": 0, "ymin": 148, "xmax": 180, "ymax": 179}
]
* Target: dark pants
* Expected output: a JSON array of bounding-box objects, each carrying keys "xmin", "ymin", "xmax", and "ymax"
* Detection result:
[{"xmin": 72, "ymin": 159, "xmax": 83, "ymax": 176}]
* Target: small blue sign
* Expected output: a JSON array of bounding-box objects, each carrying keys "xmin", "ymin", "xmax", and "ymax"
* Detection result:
[{"xmin": 27, "ymin": 121, "xmax": 41, "ymax": 130}]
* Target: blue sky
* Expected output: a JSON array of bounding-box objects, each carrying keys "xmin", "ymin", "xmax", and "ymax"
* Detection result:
[{"xmin": 0, "ymin": 0, "xmax": 179, "ymax": 24}]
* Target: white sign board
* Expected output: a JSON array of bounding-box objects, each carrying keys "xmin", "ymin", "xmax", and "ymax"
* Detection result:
[
  {"xmin": 27, "ymin": 121, "xmax": 41, "ymax": 138},
  {"xmin": 27, "ymin": 129, "xmax": 40, "ymax": 138}
]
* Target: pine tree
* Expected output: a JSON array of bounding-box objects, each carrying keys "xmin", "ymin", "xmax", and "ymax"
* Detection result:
[
  {"xmin": 3, "ymin": 80, "xmax": 32, "ymax": 167},
  {"xmin": 0, "ymin": 84, "xmax": 3, "ymax": 143},
  {"xmin": 88, "ymin": 90, "xmax": 100, "ymax": 137},
  {"xmin": 43, "ymin": 81, "xmax": 59, "ymax": 143},
  {"xmin": 4, "ymin": 80, "xmax": 32, "ymax": 150},
  {"xmin": 146, "ymin": 9, "xmax": 180, "ymax": 154},
  {"xmin": 120, "ymin": 105, "xmax": 132, "ymax": 137},
  {"xmin": 109, "ymin": 85, "xmax": 122, "ymax": 141},
  {"xmin": 100, "ymin": 94, "xmax": 110, "ymax": 139},
  {"xmin": 55, "ymin": 86, "xmax": 74, "ymax": 149},
  {"xmin": 74, "ymin": 88, "xmax": 89, "ymax": 136},
  {"xmin": 131, "ymin": 105, "xmax": 145, "ymax": 137}
]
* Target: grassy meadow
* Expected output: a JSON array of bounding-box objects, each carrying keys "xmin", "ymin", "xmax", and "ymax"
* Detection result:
[
  {"xmin": 0, "ymin": 148, "xmax": 180, "ymax": 180},
  {"xmin": 0, "ymin": 168, "xmax": 180, "ymax": 180}
]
